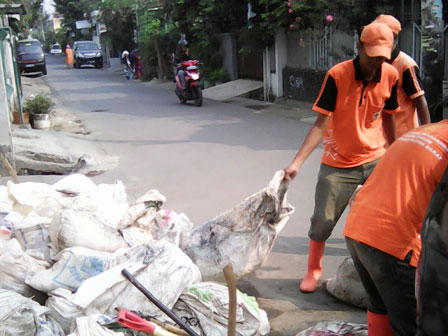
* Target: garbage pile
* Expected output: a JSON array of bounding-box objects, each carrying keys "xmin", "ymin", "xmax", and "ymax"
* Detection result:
[{"xmin": 0, "ymin": 170, "xmax": 294, "ymax": 335}]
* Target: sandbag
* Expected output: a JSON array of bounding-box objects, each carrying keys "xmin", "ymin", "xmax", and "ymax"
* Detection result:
[
  {"xmin": 295, "ymin": 321, "xmax": 367, "ymax": 336},
  {"xmin": 325, "ymin": 258, "xmax": 368, "ymax": 308},
  {"xmin": 71, "ymin": 241, "xmax": 201, "ymax": 319},
  {"xmin": 181, "ymin": 170, "xmax": 294, "ymax": 281},
  {"xmin": 27, "ymin": 247, "xmax": 113, "ymax": 293},
  {"xmin": 0, "ymin": 289, "xmax": 65, "ymax": 336},
  {"xmin": 49, "ymin": 209, "xmax": 128, "ymax": 253},
  {"xmin": 0, "ymin": 239, "xmax": 48, "ymax": 297},
  {"xmin": 173, "ymin": 282, "xmax": 270, "ymax": 336}
]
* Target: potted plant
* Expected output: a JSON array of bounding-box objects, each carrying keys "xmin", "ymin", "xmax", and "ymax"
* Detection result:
[{"xmin": 23, "ymin": 93, "xmax": 55, "ymax": 129}]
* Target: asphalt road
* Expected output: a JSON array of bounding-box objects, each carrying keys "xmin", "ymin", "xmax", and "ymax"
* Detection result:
[{"xmin": 43, "ymin": 54, "xmax": 364, "ymax": 334}]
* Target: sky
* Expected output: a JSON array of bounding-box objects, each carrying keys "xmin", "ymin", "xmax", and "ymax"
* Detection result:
[{"xmin": 43, "ymin": 0, "xmax": 54, "ymax": 15}]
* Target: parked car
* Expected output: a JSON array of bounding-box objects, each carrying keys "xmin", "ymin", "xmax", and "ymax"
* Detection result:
[
  {"xmin": 16, "ymin": 39, "xmax": 47, "ymax": 75},
  {"xmin": 50, "ymin": 43, "xmax": 62, "ymax": 55},
  {"xmin": 73, "ymin": 41, "xmax": 103, "ymax": 68}
]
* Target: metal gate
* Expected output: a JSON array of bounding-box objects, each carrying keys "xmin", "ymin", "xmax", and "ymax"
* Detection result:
[{"xmin": 309, "ymin": 26, "xmax": 333, "ymax": 71}]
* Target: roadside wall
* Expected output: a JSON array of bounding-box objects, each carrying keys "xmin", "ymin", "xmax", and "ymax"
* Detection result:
[{"xmin": 282, "ymin": 29, "xmax": 353, "ymax": 102}]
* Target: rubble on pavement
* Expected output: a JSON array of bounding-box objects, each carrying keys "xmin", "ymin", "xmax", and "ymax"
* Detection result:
[{"xmin": 0, "ymin": 171, "xmax": 294, "ymax": 335}]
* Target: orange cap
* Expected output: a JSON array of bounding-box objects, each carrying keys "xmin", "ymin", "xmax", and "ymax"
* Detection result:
[
  {"xmin": 360, "ymin": 22, "xmax": 394, "ymax": 59},
  {"xmin": 374, "ymin": 14, "xmax": 402, "ymax": 35}
]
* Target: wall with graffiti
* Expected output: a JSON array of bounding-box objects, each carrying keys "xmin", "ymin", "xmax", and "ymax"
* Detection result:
[{"xmin": 283, "ymin": 67, "xmax": 326, "ymax": 103}]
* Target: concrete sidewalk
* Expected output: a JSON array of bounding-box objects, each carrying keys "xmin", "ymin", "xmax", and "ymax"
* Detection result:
[{"xmin": 203, "ymin": 79, "xmax": 263, "ymax": 101}]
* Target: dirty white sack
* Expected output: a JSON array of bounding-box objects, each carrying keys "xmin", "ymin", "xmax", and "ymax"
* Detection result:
[
  {"xmin": 0, "ymin": 239, "xmax": 48, "ymax": 297},
  {"xmin": 295, "ymin": 321, "xmax": 367, "ymax": 335},
  {"xmin": 49, "ymin": 209, "xmax": 128, "ymax": 253},
  {"xmin": 0, "ymin": 185, "xmax": 13, "ymax": 213},
  {"xmin": 0, "ymin": 289, "xmax": 65, "ymax": 336},
  {"xmin": 52, "ymin": 173, "xmax": 98, "ymax": 196},
  {"xmin": 68, "ymin": 315, "xmax": 123, "ymax": 336},
  {"xmin": 173, "ymin": 282, "xmax": 270, "ymax": 336},
  {"xmin": 71, "ymin": 241, "xmax": 201, "ymax": 318},
  {"xmin": 181, "ymin": 170, "xmax": 294, "ymax": 281},
  {"xmin": 46, "ymin": 288, "xmax": 83, "ymax": 334},
  {"xmin": 7, "ymin": 181, "xmax": 59, "ymax": 208},
  {"xmin": 27, "ymin": 246, "xmax": 113, "ymax": 293},
  {"xmin": 325, "ymin": 258, "xmax": 368, "ymax": 308},
  {"xmin": 12, "ymin": 221, "xmax": 52, "ymax": 262}
]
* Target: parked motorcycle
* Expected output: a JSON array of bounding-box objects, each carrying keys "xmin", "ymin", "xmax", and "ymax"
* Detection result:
[{"xmin": 175, "ymin": 60, "xmax": 202, "ymax": 107}]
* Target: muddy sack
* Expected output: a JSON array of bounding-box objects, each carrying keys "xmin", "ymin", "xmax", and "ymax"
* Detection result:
[
  {"xmin": 181, "ymin": 170, "xmax": 294, "ymax": 281},
  {"xmin": 325, "ymin": 258, "xmax": 368, "ymax": 308}
]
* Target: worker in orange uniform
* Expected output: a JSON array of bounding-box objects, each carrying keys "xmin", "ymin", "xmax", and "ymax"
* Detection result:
[
  {"xmin": 65, "ymin": 44, "xmax": 74, "ymax": 69},
  {"xmin": 344, "ymin": 120, "xmax": 448, "ymax": 335},
  {"xmin": 374, "ymin": 14, "xmax": 431, "ymax": 137},
  {"xmin": 283, "ymin": 22, "xmax": 399, "ymax": 293}
]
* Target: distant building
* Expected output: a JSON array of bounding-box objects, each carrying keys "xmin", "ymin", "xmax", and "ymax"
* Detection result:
[{"xmin": 49, "ymin": 13, "xmax": 62, "ymax": 32}]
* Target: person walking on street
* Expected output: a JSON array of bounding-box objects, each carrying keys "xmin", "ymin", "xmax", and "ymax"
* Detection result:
[
  {"xmin": 65, "ymin": 44, "xmax": 73, "ymax": 69},
  {"xmin": 343, "ymin": 120, "xmax": 448, "ymax": 336},
  {"xmin": 283, "ymin": 22, "xmax": 399, "ymax": 293},
  {"xmin": 374, "ymin": 14, "xmax": 431, "ymax": 137}
]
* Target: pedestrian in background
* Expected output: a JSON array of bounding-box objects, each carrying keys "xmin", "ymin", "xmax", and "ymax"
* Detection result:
[
  {"xmin": 135, "ymin": 53, "xmax": 143, "ymax": 80},
  {"xmin": 122, "ymin": 50, "xmax": 130, "ymax": 70},
  {"xmin": 374, "ymin": 14, "xmax": 431, "ymax": 137},
  {"xmin": 283, "ymin": 22, "xmax": 399, "ymax": 293},
  {"xmin": 65, "ymin": 45, "xmax": 73, "ymax": 69},
  {"xmin": 344, "ymin": 120, "xmax": 448, "ymax": 335}
]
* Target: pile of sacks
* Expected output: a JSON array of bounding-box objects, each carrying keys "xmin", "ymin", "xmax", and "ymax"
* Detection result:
[{"xmin": 0, "ymin": 171, "xmax": 294, "ymax": 335}]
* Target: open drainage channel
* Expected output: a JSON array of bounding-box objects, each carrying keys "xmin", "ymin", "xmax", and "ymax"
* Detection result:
[{"xmin": 13, "ymin": 150, "xmax": 105, "ymax": 176}]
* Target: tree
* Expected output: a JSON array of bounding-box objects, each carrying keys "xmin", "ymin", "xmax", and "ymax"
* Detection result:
[
  {"xmin": 53, "ymin": 0, "xmax": 90, "ymax": 42},
  {"xmin": 1, "ymin": 0, "xmax": 48, "ymax": 40}
]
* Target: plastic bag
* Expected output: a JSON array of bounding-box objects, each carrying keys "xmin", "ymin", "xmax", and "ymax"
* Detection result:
[
  {"xmin": 181, "ymin": 170, "xmax": 294, "ymax": 281},
  {"xmin": 27, "ymin": 246, "xmax": 113, "ymax": 293},
  {"xmin": 71, "ymin": 241, "xmax": 201, "ymax": 319},
  {"xmin": 122, "ymin": 209, "xmax": 193, "ymax": 247},
  {"xmin": 173, "ymin": 282, "xmax": 270, "ymax": 336},
  {"xmin": 120, "ymin": 189, "xmax": 165, "ymax": 228},
  {"xmin": 295, "ymin": 321, "xmax": 367, "ymax": 336},
  {"xmin": 0, "ymin": 289, "xmax": 65, "ymax": 336},
  {"xmin": 325, "ymin": 258, "xmax": 368, "ymax": 308}
]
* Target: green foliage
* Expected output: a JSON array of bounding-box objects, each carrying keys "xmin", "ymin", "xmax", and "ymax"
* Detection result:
[
  {"xmin": 53, "ymin": 0, "xmax": 91, "ymax": 42},
  {"xmin": 24, "ymin": 94, "xmax": 55, "ymax": 115}
]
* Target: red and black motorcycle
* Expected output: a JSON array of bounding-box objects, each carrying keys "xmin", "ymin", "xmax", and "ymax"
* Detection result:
[{"xmin": 175, "ymin": 60, "xmax": 202, "ymax": 107}]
